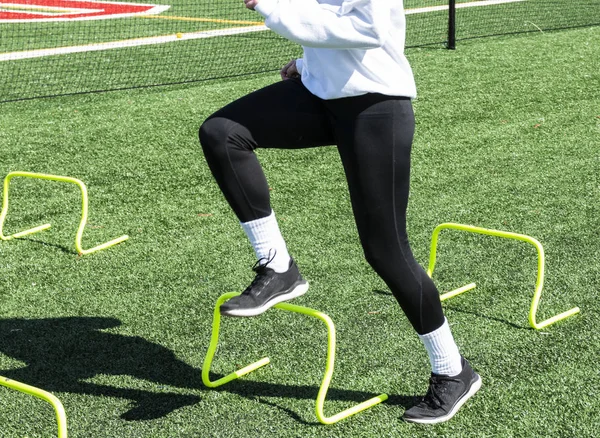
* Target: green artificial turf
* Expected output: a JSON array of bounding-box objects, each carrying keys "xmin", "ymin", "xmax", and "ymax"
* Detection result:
[{"xmin": 0, "ymin": 25, "xmax": 599, "ymax": 437}]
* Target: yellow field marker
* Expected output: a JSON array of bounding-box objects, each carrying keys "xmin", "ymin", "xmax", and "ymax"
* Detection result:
[
  {"xmin": 203, "ymin": 292, "xmax": 388, "ymax": 424},
  {"xmin": 0, "ymin": 171, "xmax": 128, "ymax": 255},
  {"xmin": 427, "ymin": 222, "xmax": 580, "ymax": 329},
  {"xmin": 0, "ymin": 376, "xmax": 67, "ymax": 438}
]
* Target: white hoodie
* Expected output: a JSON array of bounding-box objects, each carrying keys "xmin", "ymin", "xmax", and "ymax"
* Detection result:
[{"xmin": 254, "ymin": 0, "xmax": 416, "ymax": 100}]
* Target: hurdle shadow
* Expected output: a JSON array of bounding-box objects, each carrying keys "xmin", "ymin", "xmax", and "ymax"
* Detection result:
[
  {"xmin": 204, "ymin": 372, "xmax": 420, "ymax": 425},
  {"xmin": 372, "ymin": 289, "xmax": 527, "ymax": 330},
  {"xmin": 6, "ymin": 236, "xmax": 74, "ymax": 255},
  {"xmin": 441, "ymin": 304, "xmax": 528, "ymax": 330},
  {"xmin": 0, "ymin": 317, "xmax": 202, "ymax": 421}
]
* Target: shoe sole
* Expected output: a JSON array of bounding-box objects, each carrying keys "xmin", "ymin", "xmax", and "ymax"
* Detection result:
[
  {"xmin": 220, "ymin": 281, "xmax": 309, "ymax": 317},
  {"xmin": 403, "ymin": 374, "xmax": 482, "ymax": 425}
]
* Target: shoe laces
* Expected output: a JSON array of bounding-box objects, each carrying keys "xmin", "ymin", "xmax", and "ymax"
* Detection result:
[
  {"xmin": 421, "ymin": 375, "xmax": 460, "ymax": 410},
  {"xmin": 241, "ymin": 251, "xmax": 276, "ymax": 295}
]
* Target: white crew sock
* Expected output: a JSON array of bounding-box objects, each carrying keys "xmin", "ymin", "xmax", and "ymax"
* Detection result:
[
  {"xmin": 240, "ymin": 210, "xmax": 291, "ymax": 273},
  {"xmin": 418, "ymin": 318, "xmax": 463, "ymax": 376}
]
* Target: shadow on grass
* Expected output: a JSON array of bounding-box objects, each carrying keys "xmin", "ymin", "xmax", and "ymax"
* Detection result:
[
  {"xmin": 206, "ymin": 373, "xmax": 420, "ymax": 425},
  {"xmin": 0, "ymin": 317, "xmax": 420, "ymax": 424},
  {"xmin": 0, "ymin": 317, "xmax": 201, "ymax": 421},
  {"xmin": 10, "ymin": 237, "xmax": 75, "ymax": 255},
  {"xmin": 372, "ymin": 289, "xmax": 528, "ymax": 330},
  {"xmin": 442, "ymin": 304, "xmax": 528, "ymax": 330}
]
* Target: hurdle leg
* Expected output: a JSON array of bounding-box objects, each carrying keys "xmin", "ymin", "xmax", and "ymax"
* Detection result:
[
  {"xmin": 275, "ymin": 302, "xmax": 388, "ymax": 424},
  {"xmin": 202, "ymin": 293, "xmax": 387, "ymax": 424},
  {"xmin": 427, "ymin": 222, "xmax": 580, "ymax": 329},
  {"xmin": 0, "ymin": 171, "xmax": 128, "ymax": 255},
  {"xmin": 0, "ymin": 376, "xmax": 67, "ymax": 438},
  {"xmin": 202, "ymin": 292, "xmax": 271, "ymax": 388}
]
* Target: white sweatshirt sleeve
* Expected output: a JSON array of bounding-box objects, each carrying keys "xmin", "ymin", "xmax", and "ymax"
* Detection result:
[
  {"xmin": 254, "ymin": 0, "xmax": 391, "ymax": 49},
  {"xmin": 295, "ymin": 58, "xmax": 304, "ymax": 75}
]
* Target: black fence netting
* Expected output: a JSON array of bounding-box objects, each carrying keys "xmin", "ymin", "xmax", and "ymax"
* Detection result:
[{"xmin": 0, "ymin": 0, "xmax": 598, "ymax": 102}]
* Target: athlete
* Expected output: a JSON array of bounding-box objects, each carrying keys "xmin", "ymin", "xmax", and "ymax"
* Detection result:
[{"xmin": 199, "ymin": 0, "xmax": 481, "ymax": 423}]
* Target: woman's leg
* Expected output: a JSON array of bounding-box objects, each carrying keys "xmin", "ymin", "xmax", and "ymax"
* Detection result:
[
  {"xmin": 199, "ymin": 78, "xmax": 334, "ymax": 316},
  {"xmin": 328, "ymin": 94, "xmax": 481, "ymax": 423},
  {"xmin": 199, "ymin": 78, "xmax": 334, "ymax": 222},
  {"xmin": 327, "ymin": 94, "xmax": 445, "ymax": 335}
]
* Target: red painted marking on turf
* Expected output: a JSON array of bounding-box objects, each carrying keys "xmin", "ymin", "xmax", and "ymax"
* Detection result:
[{"xmin": 0, "ymin": 0, "xmax": 167, "ymax": 21}]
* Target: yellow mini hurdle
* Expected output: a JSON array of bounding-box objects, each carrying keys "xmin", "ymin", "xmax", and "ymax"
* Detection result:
[
  {"xmin": 203, "ymin": 292, "xmax": 387, "ymax": 425},
  {"xmin": 0, "ymin": 171, "xmax": 128, "ymax": 255},
  {"xmin": 0, "ymin": 376, "xmax": 67, "ymax": 437},
  {"xmin": 427, "ymin": 222, "xmax": 580, "ymax": 330}
]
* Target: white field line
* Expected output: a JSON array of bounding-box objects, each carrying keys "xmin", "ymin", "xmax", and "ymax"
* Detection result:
[
  {"xmin": 0, "ymin": 3, "xmax": 93, "ymax": 15},
  {"xmin": 406, "ymin": 0, "xmax": 524, "ymax": 15},
  {"xmin": 0, "ymin": 25, "xmax": 269, "ymax": 61},
  {"xmin": 0, "ymin": 1, "xmax": 171, "ymax": 22},
  {"xmin": 0, "ymin": 0, "xmax": 525, "ymax": 62}
]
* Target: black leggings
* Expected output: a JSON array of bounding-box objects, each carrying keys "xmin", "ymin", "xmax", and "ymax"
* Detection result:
[{"xmin": 199, "ymin": 78, "xmax": 444, "ymax": 334}]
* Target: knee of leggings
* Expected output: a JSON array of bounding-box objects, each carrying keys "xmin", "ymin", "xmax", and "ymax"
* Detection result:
[
  {"xmin": 199, "ymin": 116, "xmax": 256, "ymax": 161},
  {"xmin": 199, "ymin": 116, "xmax": 229, "ymax": 157}
]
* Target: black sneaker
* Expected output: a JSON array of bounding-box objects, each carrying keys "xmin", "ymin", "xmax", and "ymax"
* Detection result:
[
  {"xmin": 402, "ymin": 357, "xmax": 481, "ymax": 424},
  {"xmin": 220, "ymin": 258, "xmax": 308, "ymax": 317}
]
